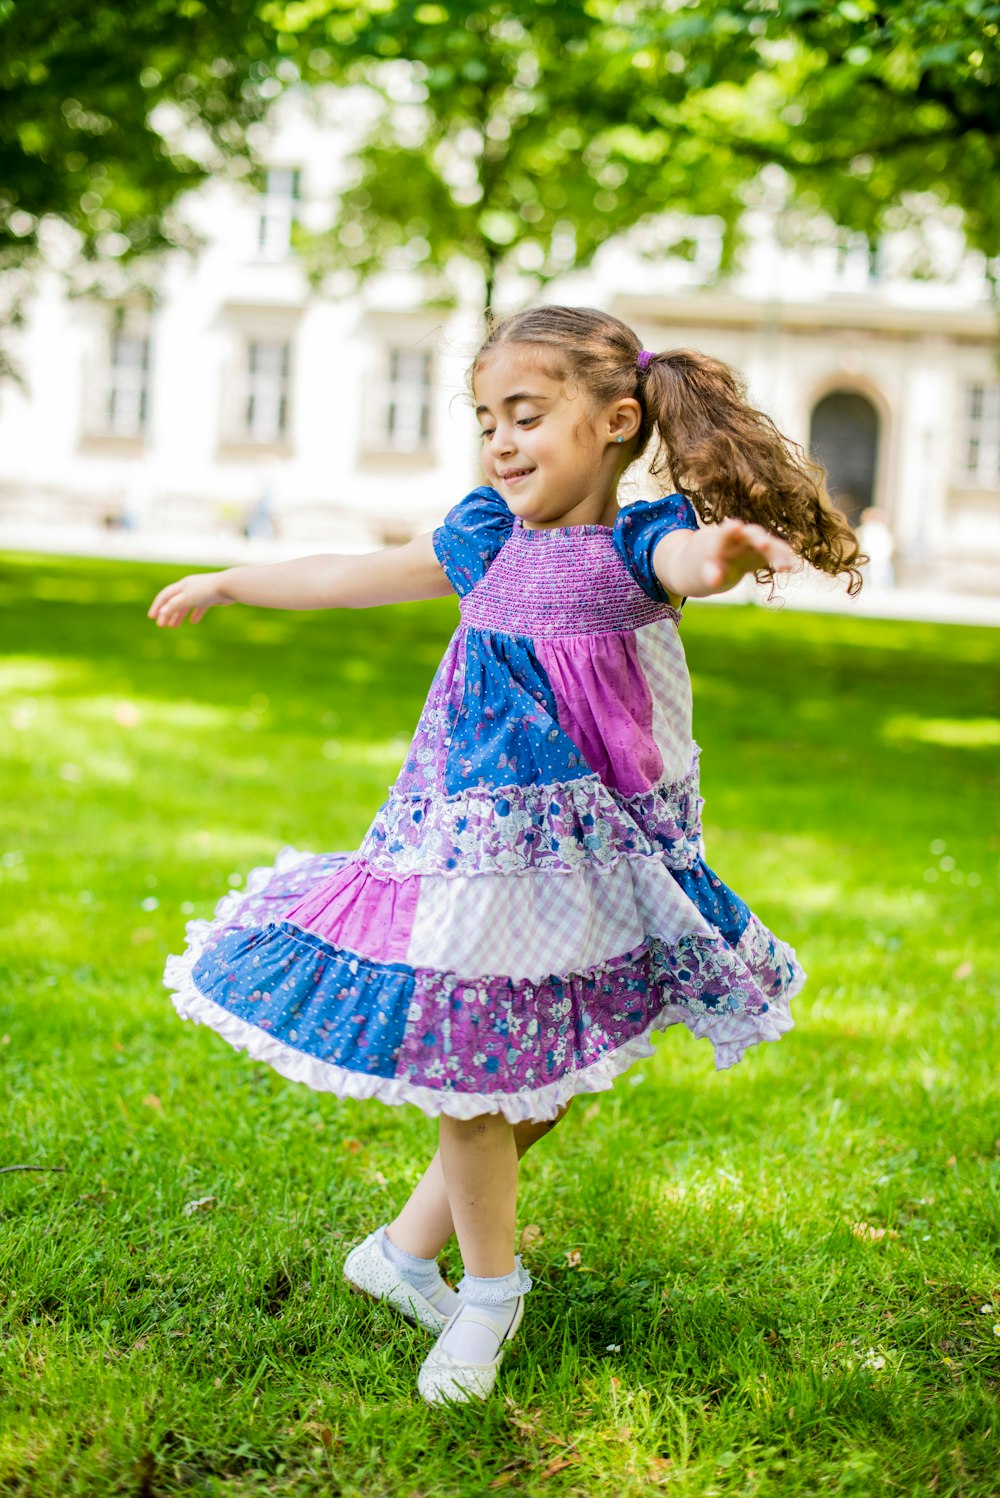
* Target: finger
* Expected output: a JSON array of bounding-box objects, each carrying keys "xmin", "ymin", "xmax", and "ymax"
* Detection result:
[{"xmin": 756, "ymin": 535, "xmax": 796, "ymax": 570}]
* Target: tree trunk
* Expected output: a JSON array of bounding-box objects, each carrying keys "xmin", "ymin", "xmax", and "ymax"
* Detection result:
[{"xmin": 483, "ymin": 252, "xmax": 498, "ymax": 325}]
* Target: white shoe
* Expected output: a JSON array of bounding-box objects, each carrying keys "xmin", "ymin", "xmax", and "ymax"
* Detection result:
[
  {"xmin": 343, "ymin": 1228, "xmax": 450, "ymax": 1333},
  {"xmin": 417, "ymin": 1297, "xmax": 525, "ymax": 1405}
]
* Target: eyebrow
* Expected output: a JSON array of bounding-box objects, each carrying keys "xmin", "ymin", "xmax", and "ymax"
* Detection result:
[{"xmin": 475, "ymin": 391, "xmax": 551, "ymax": 417}]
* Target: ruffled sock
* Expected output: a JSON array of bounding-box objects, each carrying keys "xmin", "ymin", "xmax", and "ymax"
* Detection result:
[
  {"xmin": 379, "ymin": 1227, "xmax": 460, "ymax": 1317},
  {"xmin": 436, "ymin": 1258, "xmax": 532, "ymax": 1364}
]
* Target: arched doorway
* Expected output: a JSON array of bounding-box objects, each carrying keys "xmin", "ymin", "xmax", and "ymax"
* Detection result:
[{"xmin": 808, "ymin": 390, "xmax": 880, "ymax": 529}]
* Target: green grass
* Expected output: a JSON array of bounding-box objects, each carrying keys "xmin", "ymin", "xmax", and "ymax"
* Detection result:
[{"xmin": 1, "ymin": 550, "xmax": 998, "ymax": 1498}]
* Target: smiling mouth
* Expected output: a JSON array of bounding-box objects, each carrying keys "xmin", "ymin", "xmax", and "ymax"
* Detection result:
[{"xmin": 500, "ymin": 467, "xmax": 534, "ymax": 481}]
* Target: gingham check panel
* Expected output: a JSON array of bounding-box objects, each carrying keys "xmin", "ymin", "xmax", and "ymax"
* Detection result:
[
  {"xmin": 634, "ymin": 620, "xmax": 694, "ymax": 783},
  {"xmin": 406, "ymin": 858, "xmax": 708, "ymax": 984}
]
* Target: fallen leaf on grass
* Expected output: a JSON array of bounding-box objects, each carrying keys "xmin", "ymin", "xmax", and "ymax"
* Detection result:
[
  {"xmin": 539, "ymin": 1455, "xmax": 580, "ymax": 1478},
  {"xmin": 301, "ymin": 1422, "xmax": 338, "ymax": 1449},
  {"xmin": 342, "ymin": 1138, "xmax": 363, "ymax": 1154},
  {"xmin": 565, "ymin": 1249, "xmax": 582, "ymax": 1269},
  {"xmin": 183, "ymin": 1196, "xmax": 217, "ymax": 1216},
  {"xmin": 951, "ymin": 961, "xmax": 973, "ymax": 981},
  {"xmin": 502, "ymin": 1401, "xmax": 544, "ymax": 1440},
  {"xmin": 141, "ymin": 1094, "xmax": 163, "ymax": 1114},
  {"xmin": 519, "ymin": 1223, "xmax": 543, "ymax": 1251},
  {"xmin": 851, "ymin": 1221, "xmax": 899, "ymax": 1242}
]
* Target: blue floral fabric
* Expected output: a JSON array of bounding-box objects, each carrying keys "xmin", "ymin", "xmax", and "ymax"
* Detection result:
[
  {"xmin": 612, "ymin": 494, "xmax": 700, "ymax": 603},
  {"xmin": 670, "ymin": 861, "xmax": 752, "ymax": 947},
  {"xmin": 442, "ymin": 629, "xmax": 592, "ymax": 794},
  {"xmin": 192, "ymin": 922, "xmax": 414, "ymax": 1078},
  {"xmin": 432, "ymin": 487, "xmax": 515, "ymax": 596}
]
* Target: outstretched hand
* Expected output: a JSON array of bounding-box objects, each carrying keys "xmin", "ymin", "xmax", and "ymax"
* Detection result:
[
  {"xmin": 699, "ymin": 518, "xmax": 797, "ymax": 592},
  {"xmin": 147, "ymin": 572, "xmax": 233, "ymax": 628}
]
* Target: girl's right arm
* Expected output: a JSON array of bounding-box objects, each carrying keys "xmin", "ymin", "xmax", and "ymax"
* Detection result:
[{"xmin": 147, "ymin": 532, "xmax": 452, "ymax": 628}]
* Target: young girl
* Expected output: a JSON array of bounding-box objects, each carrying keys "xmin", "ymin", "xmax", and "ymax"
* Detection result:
[{"xmin": 149, "ymin": 305, "xmax": 862, "ymax": 1406}]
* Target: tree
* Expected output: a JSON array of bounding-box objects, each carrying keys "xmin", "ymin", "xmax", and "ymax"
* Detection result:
[
  {"xmin": 3, "ymin": 0, "xmax": 996, "ymax": 329},
  {"xmin": 628, "ymin": 0, "xmax": 1000, "ymax": 266},
  {"xmin": 0, "ymin": 0, "xmax": 289, "ymax": 275},
  {"xmin": 276, "ymin": 0, "xmax": 759, "ymax": 314},
  {"xmin": 274, "ymin": 0, "xmax": 999, "ymax": 312}
]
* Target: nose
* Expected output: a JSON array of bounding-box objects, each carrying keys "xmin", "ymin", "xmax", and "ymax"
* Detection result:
[{"xmin": 492, "ymin": 421, "xmax": 517, "ymax": 456}]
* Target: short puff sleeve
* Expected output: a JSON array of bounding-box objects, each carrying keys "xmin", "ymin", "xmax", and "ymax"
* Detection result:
[
  {"xmin": 433, "ymin": 486, "xmax": 515, "ymax": 597},
  {"xmin": 613, "ymin": 493, "xmax": 699, "ymax": 603}
]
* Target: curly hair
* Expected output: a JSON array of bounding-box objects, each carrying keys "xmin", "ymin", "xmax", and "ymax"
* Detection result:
[{"xmin": 475, "ymin": 305, "xmax": 865, "ymax": 594}]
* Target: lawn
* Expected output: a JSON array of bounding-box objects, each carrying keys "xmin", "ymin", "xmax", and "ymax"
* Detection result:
[{"xmin": 1, "ymin": 550, "xmax": 998, "ymax": 1498}]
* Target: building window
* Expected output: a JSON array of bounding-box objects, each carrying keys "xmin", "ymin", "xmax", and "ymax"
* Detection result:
[
  {"xmin": 368, "ymin": 349, "xmax": 433, "ymax": 454},
  {"xmin": 833, "ymin": 232, "xmax": 878, "ymax": 289},
  {"xmin": 105, "ymin": 333, "xmax": 150, "ymax": 437},
  {"xmin": 257, "ymin": 168, "xmax": 300, "ymax": 259},
  {"xmin": 960, "ymin": 381, "xmax": 1000, "ymax": 487},
  {"xmin": 241, "ymin": 339, "xmax": 290, "ymax": 442}
]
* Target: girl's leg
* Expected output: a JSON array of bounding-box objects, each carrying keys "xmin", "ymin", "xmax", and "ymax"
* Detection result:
[
  {"xmin": 387, "ymin": 1104, "xmax": 571, "ymax": 1259},
  {"xmin": 419, "ymin": 1110, "xmax": 544, "ymax": 1385},
  {"xmin": 437, "ymin": 1112, "xmax": 519, "ymax": 1277}
]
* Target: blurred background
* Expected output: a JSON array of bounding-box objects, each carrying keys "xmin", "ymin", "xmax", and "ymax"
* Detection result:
[{"xmin": 1, "ymin": 0, "xmax": 998, "ymax": 619}]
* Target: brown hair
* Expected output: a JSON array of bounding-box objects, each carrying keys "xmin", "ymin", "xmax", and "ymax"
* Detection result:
[{"xmin": 474, "ymin": 305, "xmax": 865, "ymax": 594}]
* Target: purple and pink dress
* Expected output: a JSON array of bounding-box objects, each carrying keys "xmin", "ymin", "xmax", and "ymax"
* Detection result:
[{"xmin": 165, "ymin": 488, "xmax": 803, "ymax": 1121}]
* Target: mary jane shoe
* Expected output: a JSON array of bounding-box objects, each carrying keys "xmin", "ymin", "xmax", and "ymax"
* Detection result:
[
  {"xmin": 417, "ymin": 1297, "xmax": 525, "ymax": 1405},
  {"xmin": 343, "ymin": 1228, "xmax": 450, "ymax": 1333}
]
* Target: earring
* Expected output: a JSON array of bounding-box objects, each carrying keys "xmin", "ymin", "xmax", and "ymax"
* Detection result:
[{"xmin": 616, "ymin": 435, "xmax": 623, "ymax": 444}]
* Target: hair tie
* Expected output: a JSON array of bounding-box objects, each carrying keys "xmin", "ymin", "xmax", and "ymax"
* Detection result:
[{"xmin": 637, "ymin": 350, "xmax": 655, "ymax": 372}]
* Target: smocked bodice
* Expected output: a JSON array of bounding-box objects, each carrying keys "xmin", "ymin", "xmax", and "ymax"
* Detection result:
[{"xmin": 459, "ymin": 521, "xmax": 678, "ymax": 638}]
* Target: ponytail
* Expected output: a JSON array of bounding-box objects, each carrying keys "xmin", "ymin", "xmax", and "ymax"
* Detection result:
[
  {"xmin": 474, "ymin": 305, "xmax": 865, "ymax": 596},
  {"xmin": 640, "ymin": 349, "xmax": 865, "ymax": 595}
]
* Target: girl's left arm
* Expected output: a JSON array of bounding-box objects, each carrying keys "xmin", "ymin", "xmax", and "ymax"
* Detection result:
[
  {"xmin": 653, "ymin": 518, "xmax": 797, "ymax": 599},
  {"xmin": 148, "ymin": 532, "xmax": 453, "ymax": 627}
]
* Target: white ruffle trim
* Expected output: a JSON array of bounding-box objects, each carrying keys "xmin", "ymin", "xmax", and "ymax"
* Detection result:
[{"xmin": 165, "ymin": 933, "xmax": 802, "ymax": 1126}]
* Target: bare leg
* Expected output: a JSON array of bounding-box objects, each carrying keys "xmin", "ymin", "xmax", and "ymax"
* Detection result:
[{"xmin": 387, "ymin": 1103, "xmax": 571, "ymax": 1260}]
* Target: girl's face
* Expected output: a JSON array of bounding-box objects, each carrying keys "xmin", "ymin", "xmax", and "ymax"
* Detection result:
[{"xmin": 474, "ymin": 345, "xmax": 632, "ymax": 529}]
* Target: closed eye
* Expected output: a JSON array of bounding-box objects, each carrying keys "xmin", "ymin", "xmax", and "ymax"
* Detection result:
[{"xmin": 478, "ymin": 415, "xmax": 540, "ymax": 440}]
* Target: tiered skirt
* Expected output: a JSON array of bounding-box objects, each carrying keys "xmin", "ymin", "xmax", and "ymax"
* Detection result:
[{"xmin": 164, "ymin": 755, "xmax": 803, "ymax": 1122}]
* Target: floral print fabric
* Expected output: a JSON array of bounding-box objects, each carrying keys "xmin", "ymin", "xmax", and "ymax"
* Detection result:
[{"xmin": 164, "ymin": 489, "xmax": 803, "ymax": 1119}]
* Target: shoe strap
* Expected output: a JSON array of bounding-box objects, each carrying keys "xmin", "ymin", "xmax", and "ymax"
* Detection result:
[{"xmin": 451, "ymin": 1299, "xmax": 520, "ymax": 1336}]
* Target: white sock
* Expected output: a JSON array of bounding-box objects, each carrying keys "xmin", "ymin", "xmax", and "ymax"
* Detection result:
[
  {"xmin": 437, "ymin": 1258, "xmax": 531, "ymax": 1364},
  {"xmin": 379, "ymin": 1227, "xmax": 459, "ymax": 1316}
]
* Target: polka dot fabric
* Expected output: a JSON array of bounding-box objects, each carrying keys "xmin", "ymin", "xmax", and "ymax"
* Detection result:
[{"xmin": 164, "ymin": 490, "xmax": 803, "ymax": 1121}]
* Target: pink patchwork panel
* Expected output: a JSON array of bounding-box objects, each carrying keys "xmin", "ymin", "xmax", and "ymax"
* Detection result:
[
  {"xmin": 537, "ymin": 633, "xmax": 663, "ymax": 796},
  {"xmin": 281, "ymin": 859, "xmax": 419, "ymax": 964}
]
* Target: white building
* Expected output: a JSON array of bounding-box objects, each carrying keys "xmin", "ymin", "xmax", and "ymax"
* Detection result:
[{"xmin": 1, "ymin": 91, "xmax": 998, "ymax": 594}]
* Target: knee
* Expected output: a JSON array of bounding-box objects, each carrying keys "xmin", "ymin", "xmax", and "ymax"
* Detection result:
[
  {"xmin": 514, "ymin": 1098, "xmax": 573, "ymax": 1159},
  {"xmin": 440, "ymin": 1112, "xmax": 511, "ymax": 1147}
]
